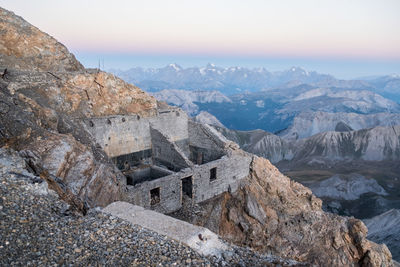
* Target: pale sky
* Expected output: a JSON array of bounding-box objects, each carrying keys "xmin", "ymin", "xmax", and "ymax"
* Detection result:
[{"xmin": 1, "ymin": 0, "xmax": 399, "ymax": 78}]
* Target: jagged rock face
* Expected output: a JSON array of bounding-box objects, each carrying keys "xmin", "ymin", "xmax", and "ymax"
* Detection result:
[
  {"xmin": 0, "ymin": 81, "xmax": 125, "ymax": 207},
  {"xmin": 61, "ymin": 72, "xmax": 157, "ymax": 117},
  {"xmin": 186, "ymin": 157, "xmax": 393, "ymax": 266},
  {"xmin": 24, "ymin": 134, "xmax": 123, "ymax": 207},
  {"xmin": 6, "ymin": 70, "xmax": 157, "ymax": 118},
  {"xmin": 0, "ymin": 7, "xmax": 84, "ymax": 72}
]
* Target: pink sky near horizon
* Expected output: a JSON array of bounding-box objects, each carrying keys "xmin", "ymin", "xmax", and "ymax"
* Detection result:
[{"xmin": 1, "ymin": 0, "xmax": 399, "ymax": 61}]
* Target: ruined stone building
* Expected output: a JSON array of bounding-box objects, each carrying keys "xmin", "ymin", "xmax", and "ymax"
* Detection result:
[{"xmin": 84, "ymin": 106, "xmax": 252, "ymax": 213}]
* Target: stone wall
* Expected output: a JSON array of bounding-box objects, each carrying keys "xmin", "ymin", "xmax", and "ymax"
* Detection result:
[
  {"xmin": 188, "ymin": 121, "xmax": 227, "ymax": 164},
  {"xmin": 150, "ymin": 128, "xmax": 193, "ymax": 171},
  {"xmin": 126, "ymin": 153, "xmax": 252, "ymax": 213},
  {"xmin": 84, "ymin": 108, "xmax": 252, "ymax": 214},
  {"xmin": 192, "ymin": 154, "xmax": 252, "ymax": 203},
  {"xmin": 83, "ymin": 107, "xmax": 188, "ymax": 158}
]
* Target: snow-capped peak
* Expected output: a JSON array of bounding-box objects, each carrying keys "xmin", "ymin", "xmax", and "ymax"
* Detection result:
[{"xmin": 168, "ymin": 63, "xmax": 182, "ymax": 71}]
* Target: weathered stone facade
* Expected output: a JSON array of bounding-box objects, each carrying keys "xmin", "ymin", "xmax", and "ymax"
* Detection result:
[
  {"xmin": 83, "ymin": 107, "xmax": 187, "ymax": 158},
  {"xmin": 84, "ymin": 107, "xmax": 252, "ymax": 213}
]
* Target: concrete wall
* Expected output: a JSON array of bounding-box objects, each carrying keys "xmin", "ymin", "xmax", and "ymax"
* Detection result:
[
  {"xmin": 83, "ymin": 107, "xmax": 188, "ymax": 158},
  {"xmin": 126, "ymin": 169, "xmax": 192, "ymax": 213},
  {"xmin": 188, "ymin": 121, "xmax": 227, "ymax": 164},
  {"xmin": 125, "ymin": 165, "xmax": 173, "ymax": 186},
  {"xmin": 192, "ymin": 154, "xmax": 252, "ymax": 203},
  {"xmin": 126, "ymin": 153, "xmax": 252, "ymax": 213},
  {"xmin": 83, "ymin": 107, "xmax": 252, "ymax": 214},
  {"xmin": 150, "ymin": 128, "xmax": 193, "ymax": 171}
]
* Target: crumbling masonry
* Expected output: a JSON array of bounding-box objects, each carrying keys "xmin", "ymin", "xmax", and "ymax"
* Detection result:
[{"xmin": 84, "ymin": 107, "xmax": 252, "ymax": 213}]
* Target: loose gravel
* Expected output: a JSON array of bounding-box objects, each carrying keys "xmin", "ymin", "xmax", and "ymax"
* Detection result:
[{"xmin": 0, "ymin": 148, "xmax": 302, "ymax": 266}]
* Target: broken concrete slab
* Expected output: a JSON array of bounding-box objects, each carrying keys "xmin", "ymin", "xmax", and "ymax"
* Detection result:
[{"xmin": 102, "ymin": 201, "xmax": 228, "ymax": 257}]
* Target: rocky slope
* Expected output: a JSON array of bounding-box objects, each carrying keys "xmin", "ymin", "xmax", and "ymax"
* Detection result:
[
  {"xmin": 274, "ymin": 89, "xmax": 400, "ymax": 122},
  {"xmin": 217, "ymin": 125, "xmax": 400, "ymax": 164},
  {"xmin": 364, "ymin": 209, "xmax": 400, "ymax": 261},
  {"xmin": 1, "ymin": 147, "xmax": 302, "ymax": 267},
  {"xmin": 0, "ymin": 8, "xmax": 83, "ymax": 72},
  {"xmin": 193, "ymin": 111, "xmax": 225, "ymax": 127},
  {"xmin": 172, "ymin": 156, "xmax": 393, "ymax": 266},
  {"xmin": 292, "ymin": 126, "xmax": 400, "ymax": 162},
  {"xmin": 216, "ymin": 125, "xmax": 400, "ymax": 221},
  {"xmin": 214, "ymin": 126, "xmax": 294, "ymax": 163},
  {"xmin": 280, "ymin": 111, "xmax": 400, "ymax": 140},
  {"xmin": 307, "ymin": 174, "xmax": 388, "ymax": 201}
]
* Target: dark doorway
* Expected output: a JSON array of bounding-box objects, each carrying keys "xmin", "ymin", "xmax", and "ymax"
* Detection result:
[
  {"xmin": 181, "ymin": 176, "xmax": 193, "ymax": 199},
  {"xmin": 210, "ymin": 167, "xmax": 217, "ymax": 182},
  {"xmin": 150, "ymin": 187, "xmax": 160, "ymax": 205},
  {"xmin": 126, "ymin": 176, "xmax": 134, "ymax": 185}
]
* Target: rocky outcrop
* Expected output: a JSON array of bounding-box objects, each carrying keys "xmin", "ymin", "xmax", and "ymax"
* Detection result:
[
  {"xmin": 177, "ymin": 156, "xmax": 393, "ymax": 266},
  {"xmin": 6, "ymin": 70, "xmax": 157, "ymax": 118},
  {"xmin": 0, "ymin": 83, "xmax": 125, "ymax": 207},
  {"xmin": 0, "ymin": 7, "xmax": 83, "ymax": 72},
  {"xmin": 364, "ymin": 209, "xmax": 400, "ymax": 261}
]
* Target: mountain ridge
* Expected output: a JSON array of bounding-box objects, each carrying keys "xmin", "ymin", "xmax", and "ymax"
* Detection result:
[{"xmin": 110, "ymin": 64, "xmax": 400, "ymax": 98}]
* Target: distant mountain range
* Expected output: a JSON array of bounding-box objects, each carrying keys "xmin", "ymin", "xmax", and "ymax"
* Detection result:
[{"xmin": 110, "ymin": 64, "xmax": 400, "ymax": 99}]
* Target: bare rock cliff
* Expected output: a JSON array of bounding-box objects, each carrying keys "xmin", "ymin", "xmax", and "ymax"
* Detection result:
[
  {"xmin": 177, "ymin": 157, "xmax": 393, "ymax": 266},
  {"xmin": 0, "ymin": 7, "xmax": 84, "ymax": 72}
]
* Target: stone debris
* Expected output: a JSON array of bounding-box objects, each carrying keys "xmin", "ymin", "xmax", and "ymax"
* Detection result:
[
  {"xmin": 0, "ymin": 147, "xmax": 303, "ymax": 266},
  {"xmin": 103, "ymin": 201, "xmax": 229, "ymax": 257}
]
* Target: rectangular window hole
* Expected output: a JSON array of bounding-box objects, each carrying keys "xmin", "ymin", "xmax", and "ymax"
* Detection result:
[
  {"xmin": 210, "ymin": 167, "xmax": 217, "ymax": 182},
  {"xmin": 150, "ymin": 187, "xmax": 160, "ymax": 205},
  {"xmin": 126, "ymin": 175, "xmax": 134, "ymax": 186}
]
